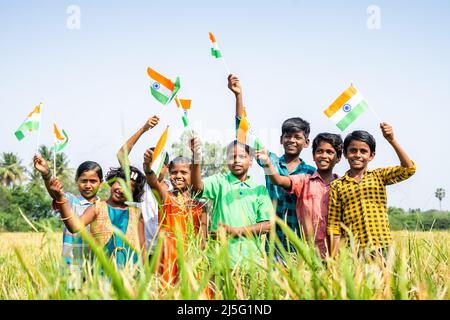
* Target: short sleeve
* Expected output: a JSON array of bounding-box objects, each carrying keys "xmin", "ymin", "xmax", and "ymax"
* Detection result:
[
  {"xmin": 255, "ymin": 185, "xmax": 273, "ymax": 222},
  {"xmin": 327, "ymin": 181, "xmax": 342, "ymax": 236},
  {"xmin": 288, "ymin": 174, "xmax": 307, "ymax": 196},
  {"xmin": 377, "ymin": 161, "xmax": 416, "ymax": 185},
  {"xmin": 201, "ymin": 173, "xmax": 223, "ymax": 199}
]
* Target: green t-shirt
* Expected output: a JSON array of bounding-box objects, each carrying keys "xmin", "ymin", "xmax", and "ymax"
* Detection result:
[{"xmin": 202, "ymin": 172, "xmax": 273, "ymax": 267}]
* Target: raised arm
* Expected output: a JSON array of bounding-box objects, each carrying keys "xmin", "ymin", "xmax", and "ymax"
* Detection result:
[
  {"xmin": 190, "ymin": 136, "xmax": 204, "ymax": 192},
  {"xmin": 49, "ymin": 177, "xmax": 96, "ymax": 233},
  {"xmin": 380, "ymin": 122, "xmax": 414, "ymax": 168},
  {"xmin": 117, "ymin": 116, "xmax": 160, "ymax": 167},
  {"xmin": 228, "ymin": 74, "xmax": 244, "ymax": 119},
  {"xmin": 33, "ymin": 154, "xmax": 55, "ymax": 199},
  {"xmin": 143, "ymin": 148, "xmax": 168, "ymax": 202},
  {"xmin": 255, "ymin": 148, "xmax": 292, "ymax": 190}
]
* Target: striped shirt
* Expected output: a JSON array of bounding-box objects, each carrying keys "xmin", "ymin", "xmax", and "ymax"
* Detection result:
[{"xmin": 327, "ymin": 163, "xmax": 416, "ymax": 250}]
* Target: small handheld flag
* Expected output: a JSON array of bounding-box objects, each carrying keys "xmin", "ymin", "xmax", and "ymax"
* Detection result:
[
  {"xmin": 175, "ymin": 96, "xmax": 191, "ymax": 128},
  {"xmin": 208, "ymin": 32, "xmax": 231, "ymax": 74},
  {"xmin": 323, "ymin": 85, "xmax": 369, "ymax": 131},
  {"xmin": 52, "ymin": 123, "xmax": 69, "ymax": 153},
  {"xmin": 15, "ymin": 104, "xmax": 41, "ymax": 141},
  {"xmin": 147, "ymin": 67, "xmax": 180, "ymax": 105},
  {"xmin": 151, "ymin": 126, "xmax": 169, "ymax": 177},
  {"xmin": 236, "ymin": 110, "xmax": 264, "ymax": 151}
]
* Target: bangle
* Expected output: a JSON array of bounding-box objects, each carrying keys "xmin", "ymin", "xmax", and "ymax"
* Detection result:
[
  {"xmin": 60, "ymin": 214, "xmax": 73, "ymax": 221},
  {"xmin": 55, "ymin": 198, "xmax": 66, "ymax": 205}
]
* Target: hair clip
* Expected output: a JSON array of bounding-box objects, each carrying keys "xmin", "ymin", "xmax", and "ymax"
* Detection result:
[{"xmin": 130, "ymin": 171, "xmax": 138, "ymax": 180}]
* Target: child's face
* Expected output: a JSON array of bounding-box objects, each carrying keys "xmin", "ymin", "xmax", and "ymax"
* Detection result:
[
  {"xmin": 226, "ymin": 144, "xmax": 251, "ymax": 177},
  {"xmin": 280, "ymin": 130, "xmax": 309, "ymax": 156},
  {"xmin": 344, "ymin": 140, "xmax": 375, "ymax": 171},
  {"xmin": 77, "ymin": 170, "xmax": 101, "ymax": 200},
  {"xmin": 169, "ymin": 163, "xmax": 191, "ymax": 191},
  {"xmin": 109, "ymin": 180, "xmax": 135, "ymax": 203},
  {"xmin": 313, "ymin": 141, "xmax": 340, "ymax": 172}
]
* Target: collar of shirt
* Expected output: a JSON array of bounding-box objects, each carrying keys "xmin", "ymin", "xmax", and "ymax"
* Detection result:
[
  {"xmin": 76, "ymin": 194, "xmax": 99, "ymax": 206},
  {"xmin": 310, "ymin": 171, "xmax": 340, "ymax": 185},
  {"xmin": 342, "ymin": 169, "xmax": 375, "ymax": 183},
  {"xmin": 226, "ymin": 172, "xmax": 252, "ymax": 187},
  {"xmin": 278, "ymin": 154, "xmax": 308, "ymax": 174}
]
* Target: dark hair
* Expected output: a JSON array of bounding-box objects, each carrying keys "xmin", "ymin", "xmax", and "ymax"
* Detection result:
[
  {"xmin": 104, "ymin": 166, "xmax": 146, "ymax": 202},
  {"xmin": 281, "ymin": 117, "xmax": 310, "ymax": 138},
  {"xmin": 226, "ymin": 140, "xmax": 251, "ymax": 156},
  {"xmin": 169, "ymin": 156, "xmax": 192, "ymax": 172},
  {"xmin": 150, "ymin": 147, "xmax": 169, "ymax": 166},
  {"xmin": 75, "ymin": 161, "xmax": 103, "ymax": 181},
  {"xmin": 343, "ymin": 130, "xmax": 376, "ymax": 154},
  {"xmin": 312, "ymin": 133, "xmax": 344, "ymax": 159}
]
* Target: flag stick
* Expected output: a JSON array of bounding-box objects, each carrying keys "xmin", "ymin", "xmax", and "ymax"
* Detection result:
[
  {"xmin": 351, "ymin": 83, "xmax": 383, "ymax": 124},
  {"xmin": 221, "ymin": 57, "xmax": 231, "ymax": 75},
  {"xmin": 35, "ymin": 103, "xmax": 42, "ymax": 155}
]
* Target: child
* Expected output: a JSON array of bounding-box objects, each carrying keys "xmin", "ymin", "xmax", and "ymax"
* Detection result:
[
  {"xmin": 328, "ymin": 123, "xmax": 416, "ymax": 258},
  {"xmin": 50, "ymin": 166, "xmax": 147, "ymax": 269},
  {"xmin": 144, "ymin": 151, "xmax": 206, "ymax": 284},
  {"xmin": 256, "ymin": 133, "xmax": 343, "ymax": 259},
  {"xmin": 190, "ymin": 136, "xmax": 273, "ymax": 267},
  {"xmin": 116, "ymin": 115, "xmax": 171, "ymax": 260},
  {"xmin": 33, "ymin": 155, "xmax": 102, "ymax": 288},
  {"xmin": 228, "ymin": 74, "xmax": 315, "ymax": 252}
]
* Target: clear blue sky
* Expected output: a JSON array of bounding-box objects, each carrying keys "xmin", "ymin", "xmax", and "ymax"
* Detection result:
[{"xmin": 1, "ymin": 1, "xmax": 449, "ymax": 210}]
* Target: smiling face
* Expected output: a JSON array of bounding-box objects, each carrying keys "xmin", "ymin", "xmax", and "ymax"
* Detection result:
[
  {"xmin": 280, "ymin": 130, "xmax": 309, "ymax": 156},
  {"xmin": 76, "ymin": 170, "xmax": 101, "ymax": 201},
  {"xmin": 313, "ymin": 141, "xmax": 340, "ymax": 172},
  {"xmin": 109, "ymin": 180, "xmax": 135, "ymax": 204},
  {"xmin": 169, "ymin": 163, "xmax": 191, "ymax": 191},
  {"xmin": 226, "ymin": 143, "xmax": 251, "ymax": 177},
  {"xmin": 344, "ymin": 140, "xmax": 375, "ymax": 171}
]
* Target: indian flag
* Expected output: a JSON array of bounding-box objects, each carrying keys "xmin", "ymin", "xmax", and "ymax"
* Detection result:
[
  {"xmin": 209, "ymin": 32, "xmax": 222, "ymax": 58},
  {"xmin": 147, "ymin": 67, "xmax": 180, "ymax": 105},
  {"xmin": 15, "ymin": 104, "xmax": 41, "ymax": 141},
  {"xmin": 175, "ymin": 96, "xmax": 191, "ymax": 127},
  {"xmin": 237, "ymin": 111, "xmax": 264, "ymax": 151},
  {"xmin": 52, "ymin": 123, "xmax": 69, "ymax": 153},
  {"xmin": 151, "ymin": 126, "xmax": 169, "ymax": 177},
  {"xmin": 324, "ymin": 85, "xmax": 369, "ymax": 131}
]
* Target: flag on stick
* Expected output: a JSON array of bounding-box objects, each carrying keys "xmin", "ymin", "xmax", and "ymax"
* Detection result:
[
  {"xmin": 175, "ymin": 96, "xmax": 191, "ymax": 127},
  {"xmin": 52, "ymin": 123, "xmax": 69, "ymax": 153},
  {"xmin": 323, "ymin": 85, "xmax": 369, "ymax": 131},
  {"xmin": 236, "ymin": 110, "xmax": 264, "ymax": 151},
  {"xmin": 209, "ymin": 32, "xmax": 222, "ymax": 58},
  {"xmin": 147, "ymin": 67, "xmax": 180, "ymax": 105},
  {"xmin": 151, "ymin": 126, "xmax": 169, "ymax": 177},
  {"xmin": 15, "ymin": 104, "xmax": 41, "ymax": 141}
]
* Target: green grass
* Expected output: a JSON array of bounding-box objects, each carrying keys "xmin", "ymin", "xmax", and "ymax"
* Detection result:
[{"xmin": 1, "ymin": 226, "xmax": 448, "ymax": 300}]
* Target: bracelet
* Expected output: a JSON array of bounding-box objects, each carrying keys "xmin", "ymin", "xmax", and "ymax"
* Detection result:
[
  {"xmin": 55, "ymin": 198, "xmax": 66, "ymax": 205},
  {"xmin": 60, "ymin": 214, "xmax": 73, "ymax": 221}
]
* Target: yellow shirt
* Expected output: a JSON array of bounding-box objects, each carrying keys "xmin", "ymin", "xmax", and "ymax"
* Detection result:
[{"xmin": 327, "ymin": 162, "xmax": 416, "ymax": 250}]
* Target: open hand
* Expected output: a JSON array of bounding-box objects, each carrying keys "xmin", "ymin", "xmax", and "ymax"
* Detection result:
[
  {"xmin": 227, "ymin": 74, "xmax": 242, "ymax": 95},
  {"xmin": 254, "ymin": 148, "xmax": 270, "ymax": 167}
]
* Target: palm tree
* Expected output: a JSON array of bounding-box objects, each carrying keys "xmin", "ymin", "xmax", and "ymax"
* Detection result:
[
  {"xmin": 29, "ymin": 145, "xmax": 73, "ymax": 186},
  {"xmin": 0, "ymin": 152, "xmax": 26, "ymax": 187}
]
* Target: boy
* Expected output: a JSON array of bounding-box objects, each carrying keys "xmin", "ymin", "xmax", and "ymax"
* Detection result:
[
  {"xmin": 228, "ymin": 74, "xmax": 315, "ymax": 252},
  {"xmin": 190, "ymin": 136, "xmax": 273, "ymax": 267},
  {"xmin": 117, "ymin": 116, "xmax": 171, "ymax": 260},
  {"xmin": 256, "ymin": 133, "xmax": 343, "ymax": 259},
  {"xmin": 328, "ymin": 123, "xmax": 416, "ymax": 258}
]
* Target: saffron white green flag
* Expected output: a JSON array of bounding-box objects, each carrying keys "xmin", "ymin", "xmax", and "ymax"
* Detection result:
[
  {"xmin": 237, "ymin": 110, "xmax": 264, "ymax": 151},
  {"xmin": 209, "ymin": 32, "xmax": 222, "ymax": 58},
  {"xmin": 175, "ymin": 96, "xmax": 191, "ymax": 127},
  {"xmin": 151, "ymin": 126, "xmax": 169, "ymax": 177},
  {"xmin": 52, "ymin": 123, "xmax": 69, "ymax": 153},
  {"xmin": 15, "ymin": 104, "xmax": 41, "ymax": 141},
  {"xmin": 147, "ymin": 67, "xmax": 180, "ymax": 105},
  {"xmin": 324, "ymin": 85, "xmax": 369, "ymax": 131}
]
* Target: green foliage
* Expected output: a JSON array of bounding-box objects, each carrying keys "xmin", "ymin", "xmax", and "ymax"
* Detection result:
[{"xmin": 388, "ymin": 207, "xmax": 450, "ymax": 231}]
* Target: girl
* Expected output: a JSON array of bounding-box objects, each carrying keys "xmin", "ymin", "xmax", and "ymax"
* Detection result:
[
  {"xmin": 50, "ymin": 166, "xmax": 147, "ymax": 269},
  {"xmin": 144, "ymin": 151, "xmax": 206, "ymax": 284},
  {"xmin": 34, "ymin": 155, "xmax": 103, "ymax": 288}
]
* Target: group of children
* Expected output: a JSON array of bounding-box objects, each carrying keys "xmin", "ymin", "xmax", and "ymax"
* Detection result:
[{"xmin": 32, "ymin": 74, "xmax": 416, "ymax": 287}]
